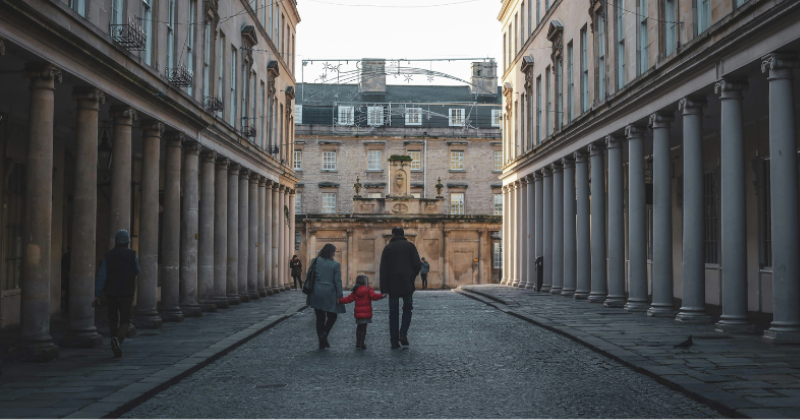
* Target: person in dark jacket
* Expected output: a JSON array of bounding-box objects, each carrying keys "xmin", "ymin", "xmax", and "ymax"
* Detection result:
[
  {"xmin": 289, "ymin": 255, "xmax": 303, "ymax": 290},
  {"xmin": 92, "ymin": 229, "xmax": 140, "ymax": 358},
  {"xmin": 420, "ymin": 257, "xmax": 430, "ymax": 290},
  {"xmin": 339, "ymin": 274, "xmax": 385, "ymax": 350},
  {"xmin": 379, "ymin": 226, "xmax": 422, "ymax": 349},
  {"xmin": 306, "ymin": 244, "xmax": 345, "ymax": 349}
]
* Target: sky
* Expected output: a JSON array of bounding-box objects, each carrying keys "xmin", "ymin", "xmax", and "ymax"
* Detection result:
[{"xmin": 294, "ymin": 0, "xmax": 503, "ymax": 87}]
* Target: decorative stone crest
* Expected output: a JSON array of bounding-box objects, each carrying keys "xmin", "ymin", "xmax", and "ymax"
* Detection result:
[
  {"xmin": 392, "ymin": 203, "xmax": 409, "ymax": 214},
  {"xmin": 360, "ymin": 203, "xmax": 375, "ymax": 212},
  {"xmin": 353, "ymin": 176, "xmax": 362, "ymax": 197}
]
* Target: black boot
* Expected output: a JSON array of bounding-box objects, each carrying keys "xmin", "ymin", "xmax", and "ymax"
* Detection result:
[
  {"xmin": 355, "ymin": 330, "xmax": 364, "ymax": 350},
  {"xmin": 318, "ymin": 332, "xmax": 327, "ymax": 350}
]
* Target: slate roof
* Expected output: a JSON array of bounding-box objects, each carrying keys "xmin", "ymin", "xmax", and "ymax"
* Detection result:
[{"xmin": 297, "ymin": 83, "xmax": 502, "ymax": 106}]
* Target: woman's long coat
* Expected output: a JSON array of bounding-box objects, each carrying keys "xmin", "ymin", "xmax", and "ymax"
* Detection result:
[{"xmin": 305, "ymin": 257, "xmax": 346, "ymax": 314}]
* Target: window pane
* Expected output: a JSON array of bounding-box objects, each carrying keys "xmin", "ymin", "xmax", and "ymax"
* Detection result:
[
  {"xmin": 494, "ymin": 193, "xmax": 503, "ymax": 215},
  {"xmin": 450, "ymin": 151, "xmax": 465, "ymax": 170},
  {"xmin": 294, "ymin": 150, "xmax": 302, "ymax": 170},
  {"xmin": 322, "ymin": 193, "xmax": 336, "ymax": 214},
  {"xmin": 295, "ymin": 193, "xmax": 302, "ymax": 214},
  {"xmin": 409, "ymin": 151, "xmax": 422, "ymax": 171},
  {"xmin": 368, "ymin": 150, "xmax": 382, "ymax": 171},
  {"xmin": 450, "ymin": 193, "xmax": 465, "ymax": 215},
  {"xmin": 492, "ymin": 109, "xmax": 502, "ymax": 127},
  {"xmin": 322, "ymin": 151, "xmax": 337, "ymax": 171},
  {"xmin": 406, "ymin": 107, "xmax": 422, "ymax": 125},
  {"xmin": 493, "ymin": 150, "xmax": 502, "ymax": 171},
  {"xmin": 493, "ymin": 242, "xmax": 502, "ymax": 269},
  {"xmin": 367, "ymin": 192, "xmax": 382, "ymax": 198}
]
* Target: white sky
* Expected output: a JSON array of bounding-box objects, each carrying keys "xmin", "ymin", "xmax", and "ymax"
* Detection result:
[{"xmin": 294, "ymin": 0, "xmax": 502, "ymax": 86}]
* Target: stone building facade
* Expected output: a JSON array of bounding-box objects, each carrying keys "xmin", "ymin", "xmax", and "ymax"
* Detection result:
[
  {"xmin": 498, "ymin": 0, "xmax": 800, "ymax": 343},
  {"xmin": 0, "ymin": 0, "xmax": 299, "ymax": 361},
  {"xmin": 294, "ymin": 60, "xmax": 503, "ymax": 289}
]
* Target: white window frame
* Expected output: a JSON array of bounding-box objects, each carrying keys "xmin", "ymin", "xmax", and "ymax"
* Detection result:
[
  {"xmin": 637, "ymin": 0, "xmax": 648, "ymax": 75},
  {"xmin": 187, "ymin": 0, "xmax": 196, "ymax": 95},
  {"xmin": 111, "ymin": 0, "xmax": 124, "ymax": 25},
  {"xmin": 295, "ymin": 105, "xmax": 302, "ymax": 124},
  {"xmin": 450, "ymin": 150, "xmax": 465, "ymax": 171},
  {"xmin": 697, "ymin": 0, "xmax": 710, "ymax": 34},
  {"xmin": 367, "ymin": 150, "xmax": 383, "ymax": 171},
  {"xmin": 367, "ymin": 192, "xmax": 382, "ymax": 198},
  {"xmin": 493, "ymin": 242, "xmax": 502, "ymax": 269},
  {"xmin": 449, "ymin": 108, "xmax": 465, "ymax": 127},
  {"xmin": 141, "ymin": 0, "xmax": 153, "ymax": 65},
  {"xmin": 322, "ymin": 151, "xmax": 337, "ymax": 171},
  {"xmin": 295, "ymin": 192, "xmax": 302, "ymax": 214},
  {"xmin": 337, "ymin": 106, "xmax": 354, "ymax": 126},
  {"xmin": 450, "ymin": 193, "xmax": 465, "ymax": 215},
  {"xmin": 405, "ymin": 107, "xmax": 422, "ymax": 126},
  {"xmin": 322, "ymin": 193, "xmax": 337, "ymax": 214},
  {"xmin": 493, "ymin": 150, "xmax": 503, "ymax": 171},
  {"xmin": 494, "ymin": 193, "xmax": 503, "ymax": 216},
  {"xmin": 367, "ymin": 106, "xmax": 384, "ymax": 126},
  {"xmin": 167, "ymin": 0, "xmax": 175, "ymax": 71},
  {"xmin": 293, "ymin": 150, "xmax": 302, "ymax": 171},
  {"xmin": 492, "ymin": 109, "xmax": 502, "ymax": 127},
  {"xmin": 408, "ymin": 151, "xmax": 422, "ymax": 171}
]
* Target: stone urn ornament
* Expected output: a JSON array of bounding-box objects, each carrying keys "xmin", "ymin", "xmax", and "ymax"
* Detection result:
[
  {"xmin": 353, "ymin": 176, "xmax": 362, "ymax": 197},
  {"xmin": 435, "ymin": 177, "xmax": 444, "ymax": 198}
]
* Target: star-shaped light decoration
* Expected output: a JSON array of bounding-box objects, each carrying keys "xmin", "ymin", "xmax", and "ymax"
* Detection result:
[
  {"xmin": 404, "ymin": 74, "xmax": 414, "ymax": 83},
  {"xmin": 427, "ymin": 74, "xmax": 435, "ymax": 82}
]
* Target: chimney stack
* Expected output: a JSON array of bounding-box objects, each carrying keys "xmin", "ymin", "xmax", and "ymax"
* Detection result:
[
  {"xmin": 470, "ymin": 61, "xmax": 498, "ymax": 96},
  {"xmin": 359, "ymin": 58, "xmax": 386, "ymax": 96}
]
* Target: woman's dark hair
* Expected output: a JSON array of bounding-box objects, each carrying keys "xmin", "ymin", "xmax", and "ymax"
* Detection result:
[{"xmin": 318, "ymin": 243, "xmax": 336, "ymax": 260}]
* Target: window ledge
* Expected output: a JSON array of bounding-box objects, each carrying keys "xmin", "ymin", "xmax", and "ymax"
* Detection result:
[
  {"xmin": 492, "ymin": 170, "xmax": 502, "ymax": 174},
  {"xmin": 449, "ymin": 169, "xmax": 466, "ymax": 173},
  {"xmin": 365, "ymin": 170, "xmax": 384, "ymax": 173},
  {"xmin": 321, "ymin": 170, "xmax": 339, "ymax": 173}
]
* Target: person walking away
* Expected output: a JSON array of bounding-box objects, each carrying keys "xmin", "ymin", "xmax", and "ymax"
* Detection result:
[
  {"xmin": 379, "ymin": 227, "xmax": 422, "ymax": 349},
  {"xmin": 290, "ymin": 255, "xmax": 303, "ymax": 290},
  {"xmin": 306, "ymin": 244, "xmax": 345, "ymax": 349},
  {"xmin": 339, "ymin": 274, "xmax": 385, "ymax": 350},
  {"xmin": 420, "ymin": 257, "xmax": 430, "ymax": 290},
  {"xmin": 93, "ymin": 229, "xmax": 139, "ymax": 358}
]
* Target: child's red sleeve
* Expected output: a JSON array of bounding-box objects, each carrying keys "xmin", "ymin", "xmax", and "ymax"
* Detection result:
[
  {"xmin": 369, "ymin": 288, "xmax": 384, "ymax": 301},
  {"xmin": 339, "ymin": 294, "xmax": 356, "ymax": 304}
]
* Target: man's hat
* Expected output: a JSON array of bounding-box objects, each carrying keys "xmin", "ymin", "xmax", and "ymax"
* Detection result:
[{"xmin": 115, "ymin": 229, "xmax": 131, "ymax": 245}]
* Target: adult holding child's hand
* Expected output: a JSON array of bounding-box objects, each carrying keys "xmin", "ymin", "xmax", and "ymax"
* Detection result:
[{"xmin": 305, "ymin": 243, "xmax": 345, "ymax": 350}]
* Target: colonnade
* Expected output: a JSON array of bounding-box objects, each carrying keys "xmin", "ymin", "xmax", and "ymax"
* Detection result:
[
  {"xmin": 500, "ymin": 53, "xmax": 800, "ymax": 344},
  {"xmin": 14, "ymin": 64, "xmax": 296, "ymax": 361}
]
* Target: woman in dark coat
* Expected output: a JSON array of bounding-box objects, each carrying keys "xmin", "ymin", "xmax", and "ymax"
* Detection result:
[
  {"xmin": 306, "ymin": 244, "xmax": 345, "ymax": 349},
  {"xmin": 289, "ymin": 255, "xmax": 303, "ymax": 290}
]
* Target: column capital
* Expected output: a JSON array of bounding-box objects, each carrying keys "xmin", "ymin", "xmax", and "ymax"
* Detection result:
[
  {"xmin": 110, "ymin": 106, "xmax": 138, "ymax": 121},
  {"xmin": 513, "ymin": 179, "xmax": 522, "ymax": 187},
  {"xmin": 588, "ymin": 141, "xmax": 605, "ymax": 156},
  {"xmin": 217, "ymin": 156, "xmax": 230, "ymax": 168},
  {"xmin": 714, "ymin": 79, "xmax": 749, "ymax": 99},
  {"xmin": 533, "ymin": 171, "xmax": 543, "ymax": 181},
  {"xmin": 165, "ymin": 132, "xmax": 184, "ymax": 147},
  {"xmin": 183, "ymin": 140, "xmax": 201, "ymax": 154},
  {"xmin": 574, "ymin": 149, "xmax": 588, "ymax": 162},
  {"xmin": 648, "ymin": 113, "xmax": 674, "ymax": 129},
  {"xmin": 604, "ymin": 135, "xmax": 624, "ymax": 149},
  {"xmin": 542, "ymin": 166, "xmax": 552, "ymax": 177},
  {"xmin": 279, "ymin": 184, "xmax": 287, "ymax": 192},
  {"xmin": 249, "ymin": 172, "xmax": 260, "ymax": 183},
  {"xmin": 761, "ymin": 52, "xmax": 799, "ymax": 74},
  {"xmin": 678, "ymin": 96, "xmax": 707, "ymax": 115},
  {"xmin": 551, "ymin": 161, "xmax": 563, "ymax": 172},
  {"xmin": 228, "ymin": 162, "xmax": 241, "ymax": 174},
  {"xmin": 562, "ymin": 156, "xmax": 575, "ymax": 168},
  {"xmin": 289, "ymin": 189, "xmax": 296, "ymax": 195},
  {"xmin": 265, "ymin": 179, "xmax": 274, "ymax": 187},
  {"xmin": 23, "ymin": 64, "xmax": 62, "ymax": 83},
  {"xmin": 259, "ymin": 175, "xmax": 267, "ymax": 186},
  {"xmin": 239, "ymin": 167, "xmax": 251, "ymax": 179},
  {"xmin": 524, "ymin": 173, "xmax": 535, "ymax": 182},
  {"xmin": 71, "ymin": 88, "xmax": 105, "ymax": 108},
  {"xmin": 519, "ymin": 176, "xmax": 529, "ymax": 186},
  {"xmin": 141, "ymin": 121, "xmax": 165, "ymax": 137},
  {"xmin": 272, "ymin": 182, "xmax": 281, "ymax": 191},
  {"xmin": 624, "ymin": 125, "xmax": 646, "ymax": 139},
  {"xmin": 201, "ymin": 149, "xmax": 217, "ymax": 162}
]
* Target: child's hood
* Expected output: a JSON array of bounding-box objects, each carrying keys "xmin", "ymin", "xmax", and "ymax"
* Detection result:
[{"xmin": 354, "ymin": 285, "xmax": 370, "ymax": 297}]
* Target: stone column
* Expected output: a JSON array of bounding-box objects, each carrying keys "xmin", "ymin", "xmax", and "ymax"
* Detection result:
[
  {"xmin": 280, "ymin": 186, "xmax": 289, "ymax": 290},
  {"xmin": 159, "ymin": 134, "xmax": 184, "ymax": 322},
  {"xmin": 257, "ymin": 177, "xmax": 268, "ymax": 297},
  {"xmin": 198, "ymin": 150, "xmax": 217, "ymax": 312},
  {"xmin": 588, "ymin": 142, "xmax": 608, "ymax": 303},
  {"xmin": 676, "ymin": 97, "xmax": 711, "ymax": 323},
  {"xmin": 265, "ymin": 180, "xmax": 274, "ymax": 294},
  {"xmin": 625, "ymin": 126, "xmax": 649, "ymax": 312},
  {"xmin": 648, "ymin": 113, "xmax": 675, "ymax": 317},
  {"xmin": 108, "ymin": 106, "xmax": 136, "ymax": 249},
  {"xmin": 714, "ymin": 80, "xmax": 752, "ymax": 332},
  {"xmin": 180, "ymin": 142, "xmax": 202, "ymax": 317},
  {"xmin": 238, "ymin": 169, "xmax": 251, "ymax": 303},
  {"xmin": 134, "ymin": 122, "xmax": 164, "ymax": 329},
  {"xmin": 289, "ymin": 188, "xmax": 297, "ymax": 285},
  {"xmin": 525, "ymin": 175, "xmax": 536, "ymax": 289},
  {"xmin": 514, "ymin": 180, "xmax": 524, "ymax": 287},
  {"xmin": 508, "ymin": 183, "xmax": 517, "ymax": 286},
  {"xmin": 247, "ymin": 173, "xmax": 259, "ymax": 300},
  {"xmin": 214, "ymin": 158, "xmax": 230, "ymax": 309},
  {"xmin": 534, "ymin": 171, "xmax": 543, "ymax": 276},
  {"xmin": 562, "ymin": 156, "xmax": 577, "ymax": 297},
  {"xmin": 443, "ymin": 229, "xmax": 450, "ymax": 288},
  {"xmin": 762, "ymin": 54, "xmax": 800, "ymax": 343},
  {"xmin": 551, "ymin": 162, "xmax": 564, "ymax": 295},
  {"xmin": 605, "ymin": 136, "xmax": 625, "ymax": 308},
  {"xmin": 501, "ymin": 186, "xmax": 509, "ymax": 285},
  {"xmin": 226, "ymin": 164, "xmax": 241, "ymax": 305},
  {"xmin": 61, "ymin": 88, "xmax": 104, "ymax": 348},
  {"xmin": 542, "ymin": 167, "xmax": 553, "ymax": 293},
  {"xmin": 518, "ymin": 178, "xmax": 529, "ymax": 288},
  {"xmin": 271, "ymin": 183, "xmax": 281, "ymax": 293},
  {"xmin": 574, "ymin": 150, "xmax": 591, "ymax": 300}
]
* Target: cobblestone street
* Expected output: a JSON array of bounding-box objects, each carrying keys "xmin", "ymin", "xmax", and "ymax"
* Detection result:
[{"xmin": 124, "ymin": 291, "xmax": 721, "ymax": 419}]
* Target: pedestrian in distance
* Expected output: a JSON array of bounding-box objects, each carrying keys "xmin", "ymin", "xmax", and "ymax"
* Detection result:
[
  {"xmin": 92, "ymin": 229, "xmax": 140, "ymax": 358},
  {"xmin": 338, "ymin": 274, "xmax": 386, "ymax": 350},
  {"xmin": 305, "ymin": 244, "xmax": 345, "ymax": 350},
  {"xmin": 289, "ymin": 255, "xmax": 303, "ymax": 290},
  {"xmin": 379, "ymin": 226, "xmax": 422, "ymax": 349},
  {"xmin": 420, "ymin": 257, "xmax": 430, "ymax": 290}
]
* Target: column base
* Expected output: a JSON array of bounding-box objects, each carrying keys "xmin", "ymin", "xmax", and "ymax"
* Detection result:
[
  {"xmin": 199, "ymin": 301, "xmax": 218, "ymax": 312},
  {"xmin": 10, "ymin": 338, "xmax": 59, "ymax": 362},
  {"xmin": 550, "ymin": 287, "xmax": 563, "ymax": 295},
  {"xmin": 762, "ymin": 328, "xmax": 800, "ymax": 344},
  {"xmin": 59, "ymin": 329, "xmax": 103, "ymax": 348},
  {"xmin": 248, "ymin": 292, "xmax": 260, "ymax": 300},
  {"xmin": 159, "ymin": 308, "xmax": 185, "ymax": 322},
  {"xmin": 133, "ymin": 312, "xmax": 163, "ymax": 329},
  {"xmin": 541, "ymin": 284, "xmax": 552, "ymax": 293},
  {"xmin": 587, "ymin": 293, "xmax": 607, "ymax": 303},
  {"xmin": 266, "ymin": 289, "xmax": 274, "ymax": 296},
  {"xmin": 500, "ymin": 278, "xmax": 508, "ymax": 286},
  {"xmin": 675, "ymin": 309, "xmax": 712, "ymax": 324},
  {"xmin": 647, "ymin": 305, "xmax": 675, "ymax": 317},
  {"xmin": 227, "ymin": 295, "xmax": 241, "ymax": 305},
  {"xmin": 239, "ymin": 294, "xmax": 251, "ymax": 303},
  {"xmin": 517, "ymin": 281, "xmax": 528, "ymax": 288},
  {"xmin": 604, "ymin": 295, "xmax": 626, "ymax": 308},
  {"xmin": 214, "ymin": 298, "xmax": 230, "ymax": 309},
  {"xmin": 524, "ymin": 284, "xmax": 536, "ymax": 290},
  {"xmin": 272, "ymin": 287, "xmax": 281, "ymax": 294},
  {"xmin": 560, "ymin": 289, "xmax": 575, "ymax": 297},
  {"xmin": 715, "ymin": 320, "xmax": 755, "ymax": 334},
  {"xmin": 624, "ymin": 300, "xmax": 649, "ymax": 312},
  {"xmin": 510, "ymin": 279, "xmax": 520, "ymax": 287},
  {"xmin": 181, "ymin": 305, "xmax": 203, "ymax": 317},
  {"xmin": 283, "ymin": 285, "xmax": 291, "ymax": 291},
  {"xmin": 258, "ymin": 289, "xmax": 268, "ymax": 297},
  {"xmin": 573, "ymin": 291, "xmax": 590, "ymax": 300}
]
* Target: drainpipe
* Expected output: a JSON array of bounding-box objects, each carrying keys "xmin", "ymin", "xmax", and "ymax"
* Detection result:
[{"xmin": 423, "ymin": 138, "xmax": 428, "ymax": 198}]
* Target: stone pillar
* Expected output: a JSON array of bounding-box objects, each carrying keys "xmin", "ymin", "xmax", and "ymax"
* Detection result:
[
  {"xmin": 238, "ymin": 169, "xmax": 251, "ymax": 303},
  {"xmin": 534, "ymin": 171, "xmax": 543, "ymax": 270},
  {"xmin": 226, "ymin": 164, "xmax": 241, "ymax": 305},
  {"xmin": 588, "ymin": 142, "xmax": 608, "ymax": 303},
  {"xmin": 247, "ymin": 173, "xmax": 259, "ymax": 300},
  {"xmin": 443, "ymin": 229, "xmax": 450, "ymax": 288},
  {"xmin": 134, "ymin": 122, "xmax": 164, "ymax": 329},
  {"xmin": 271, "ymin": 183, "xmax": 281, "ymax": 293},
  {"xmin": 551, "ymin": 162, "xmax": 564, "ymax": 295},
  {"xmin": 281, "ymin": 186, "xmax": 289, "ymax": 290},
  {"xmin": 289, "ymin": 188, "xmax": 297, "ymax": 285},
  {"xmin": 676, "ymin": 97, "xmax": 711, "ymax": 323},
  {"xmin": 648, "ymin": 113, "xmax": 675, "ymax": 317},
  {"xmin": 180, "ymin": 142, "xmax": 202, "ymax": 317},
  {"xmin": 214, "ymin": 158, "xmax": 230, "ymax": 309},
  {"xmin": 625, "ymin": 126, "xmax": 649, "ymax": 312},
  {"xmin": 514, "ymin": 180, "xmax": 524, "ymax": 287},
  {"xmin": 198, "ymin": 150, "xmax": 217, "ymax": 312},
  {"xmin": 108, "ymin": 106, "xmax": 136, "ymax": 249},
  {"xmin": 542, "ymin": 167, "xmax": 553, "ymax": 293},
  {"xmin": 562, "ymin": 157, "xmax": 576, "ymax": 297},
  {"xmin": 257, "ymin": 177, "xmax": 268, "ymax": 297},
  {"xmin": 525, "ymin": 175, "xmax": 536, "ymax": 289},
  {"xmin": 605, "ymin": 136, "xmax": 625, "ymax": 308},
  {"xmin": 508, "ymin": 183, "xmax": 517, "ymax": 286},
  {"xmin": 501, "ymin": 186, "xmax": 509, "ymax": 285},
  {"xmin": 518, "ymin": 178, "xmax": 529, "ymax": 288},
  {"xmin": 574, "ymin": 150, "xmax": 591, "ymax": 300},
  {"xmin": 265, "ymin": 180, "xmax": 274, "ymax": 294},
  {"xmin": 159, "ymin": 134, "xmax": 184, "ymax": 322},
  {"xmin": 61, "ymin": 88, "xmax": 104, "ymax": 348},
  {"xmin": 762, "ymin": 53, "xmax": 800, "ymax": 343}
]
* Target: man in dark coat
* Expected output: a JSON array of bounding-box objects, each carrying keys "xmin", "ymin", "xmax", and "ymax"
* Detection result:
[
  {"xmin": 93, "ymin": 229, "xmax": 140, "ymax": 358},
  {"xmin": 379, "ymin": 226, "xmax": 422, "ymax": 349}
]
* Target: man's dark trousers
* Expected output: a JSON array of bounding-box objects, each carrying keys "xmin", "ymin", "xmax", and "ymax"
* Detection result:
[
  {"xmin": 389, "ymin": 293, "xmax": 413, "ymax": 342},
  {"xmin": 107, "ymin": 296, "xmax": 133, "ymax": 343},
  {"xmin": 420, "ymin": 273, "xmax": 428, "ymax": 289}
]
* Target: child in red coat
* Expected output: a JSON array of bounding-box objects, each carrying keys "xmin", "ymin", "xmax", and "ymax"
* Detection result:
[{"xmin": 338, "ymin": 275, "xmax": 385, "ymax": 350}]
